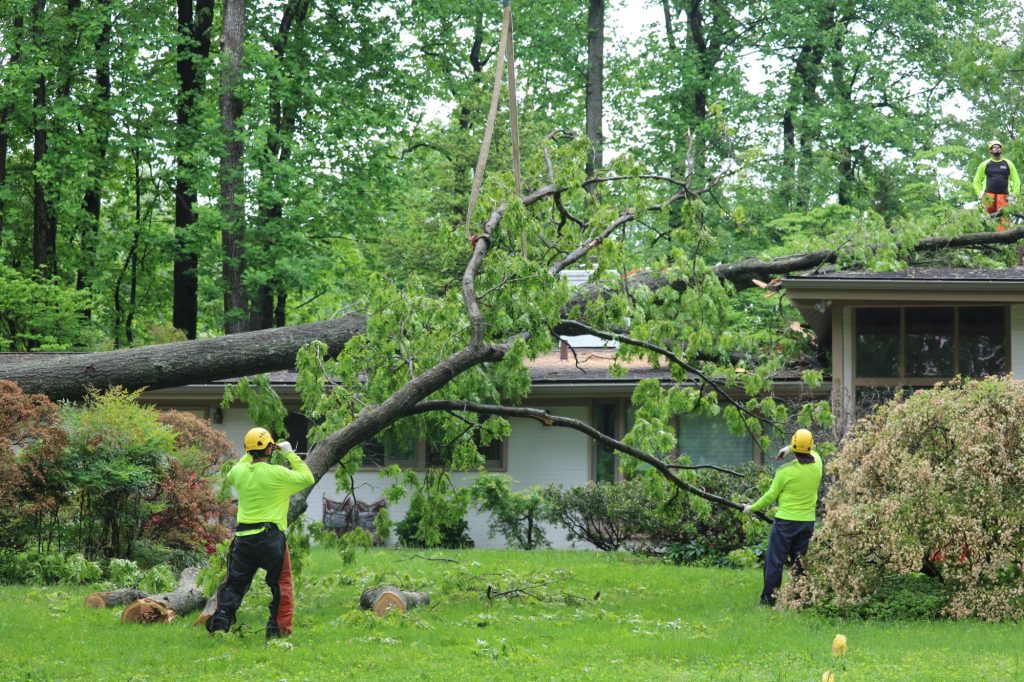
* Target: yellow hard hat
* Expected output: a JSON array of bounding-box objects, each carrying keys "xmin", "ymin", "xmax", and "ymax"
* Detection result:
[
  {"xmin": 988, "ymin": 139, "xmax": 1003, "ymax": 150},
  {"xmin": 791, "ymin": 429, "xmax": 814, "ymax": 454},
  {"xmin": 244, "ymin": 427, "xmax": 274, "ymax": 452}
]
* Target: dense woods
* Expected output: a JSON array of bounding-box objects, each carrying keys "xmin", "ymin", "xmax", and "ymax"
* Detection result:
[{"xmin": 1, "ymin": 0, "xmax": 1019, "ymax": 350}]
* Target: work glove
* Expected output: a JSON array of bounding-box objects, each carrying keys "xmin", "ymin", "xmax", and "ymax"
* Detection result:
[
  {"xmin": 276, "ymin": 440, "xmax": 294, "ymax": 454},
  {"xmin": 776, "ymin": 445, "xmax": 791, "ymax": 460},
  {"xmin": 1010, "ymin": 195, "xmax": 1018, "ymax": 204},
  {"xmin": 742, "ymin": 504, "xmax": 754, "ymax": 515}
]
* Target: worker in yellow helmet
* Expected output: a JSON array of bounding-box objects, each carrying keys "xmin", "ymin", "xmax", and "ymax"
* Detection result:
[
  {"xmin": 973, "ymin": 140, "xmax": 1020, "ymax": 232},
  {"xmin": 742, "ymin": 429, "xmax": 823, "ymax": 606},
  {"xmin": 205, "ymin": 427, "xmax": 314, "ymax": 638}
]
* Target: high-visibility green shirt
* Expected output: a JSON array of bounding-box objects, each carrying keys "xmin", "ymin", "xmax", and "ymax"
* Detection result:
[
  {"xmin": 228, "ymin": 451, "xmax": 314, "ymax": 536},
  {"xmin": 973, "ymin": 157, "xmax": 1021, "ymax": 196},
  {"xmin": 749, "ymin": 451, "xmax": 822, "ymax": 522}
]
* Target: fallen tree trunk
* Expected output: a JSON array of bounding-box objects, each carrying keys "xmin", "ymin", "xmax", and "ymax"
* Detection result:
[
  {"xmin": 121, "ymin": 567, "xmax": 206, "ymax": 624},
  {"xmin": 0, "ymin": 314, "xmax": 366, "ymax": 402},
  {"xmin": 84, "ymin": 587, "xmax": 148, "ymax": 609},
  {"xmin": 359, "ymin": 585, "xmax": 430, "ymax": 616}
]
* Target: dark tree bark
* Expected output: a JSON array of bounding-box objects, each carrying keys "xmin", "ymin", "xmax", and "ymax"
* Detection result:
[
  {"xmin": 585, "ymin": 0, "xmax": 604, "ymax": 176},
  {"xmin": 85, "ymin": 587, "xmax": 148, "ymax": 608},
  {"xmin": 252, "ymin": 0, "xmax": 313, "ymax": 330},
  {"xmin": 0, "ymin": 17, "xmax": 25, "ymax": 242},
  {"xmin": 173, "ymin": 0, "xmax": 215, "ymax": 340},
  {"xmin": 0, "ymin": 314, "xmax": 367, "ymax": 401},
  {"xmin": 661, "ymin": 0, "xmax": 677, "ymax": 50},
  {"xmin": 220, "ymin": 0, "xmax": 248, "ymax": 334},
  {"xmin": 31, "ymin": 0, "xmax": 56, "ymax": 276},
  {"xmin": 77, "ymin": 0, "xmax": 112, "ymax": 313}
]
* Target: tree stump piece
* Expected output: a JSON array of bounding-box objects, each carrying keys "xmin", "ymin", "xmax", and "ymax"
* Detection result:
[
  {"xmin": 84, "ymin": 588, "xmax": 148, "ymax": 609},
  {"xmin": 359, "ymin": 585, "xmax": 430, "ymax": 616},
  {"xmin": 121, "ymin": 567, "xmax": 205, "ymax": 625}
]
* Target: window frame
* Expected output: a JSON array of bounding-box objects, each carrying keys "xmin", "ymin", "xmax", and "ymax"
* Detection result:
[
  {"xmin": 359, "ymin": 435, "xmax": 507, "ymax": 472},
  {"xmin": 852, "ymin": 304, "xmax": 1010, "ymax": 388}
]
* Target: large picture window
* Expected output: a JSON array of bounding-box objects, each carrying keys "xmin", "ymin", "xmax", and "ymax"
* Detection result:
[{"xmin": 854, "ymin": 306, "xmax": 1007, "ymax": 383}]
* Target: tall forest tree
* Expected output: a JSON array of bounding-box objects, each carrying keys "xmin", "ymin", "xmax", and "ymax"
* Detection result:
[{"xmin": 172, "ymin": 0, "xmax": 214, "ymax": 340}]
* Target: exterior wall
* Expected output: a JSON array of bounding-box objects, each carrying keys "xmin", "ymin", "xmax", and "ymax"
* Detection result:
[
  {"xmin": 309, "ymin": 404, "xmax": 592, "ymax": 549},
  {"xmin": 1012, "ymin": 304, "xmax": 1024, "ymax": 379}
]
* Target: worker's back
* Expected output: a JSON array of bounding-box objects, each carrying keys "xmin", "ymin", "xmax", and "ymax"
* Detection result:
[{"xmin": 229, "ymin": 456, "xmax": 314, "ymax": 532}]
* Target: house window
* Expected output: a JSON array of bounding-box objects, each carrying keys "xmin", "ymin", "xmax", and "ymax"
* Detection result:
[
  {"xmin": 593, "ymin": 402, "xmax": 619, "ymax": 483},
  {"xmin": 677, "ymin": 413, "xmax": 753, "ymax": 468},
  {"xmin": 855, "ymin": 306, "xmax": 1007, "ymax": 383},
  {"xmin": 361, "ymin": 429, "xmax": 416, "ymax": 469},
  {"xmin": 426, "ymin": 432, "xmax": 504, "ymax": 471},
  {"xmin": 361, "ymin": 430, "xmax": 505, "ymax": 471}
]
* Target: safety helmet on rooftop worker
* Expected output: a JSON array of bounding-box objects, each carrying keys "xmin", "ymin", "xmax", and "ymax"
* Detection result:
[
  {"xmin": 790, "ymin": 429, "xmax": 814, "ymax": 454},
  {"xmin": 244, "ymin": 427, "xmax": 275, "ymax": 452}
]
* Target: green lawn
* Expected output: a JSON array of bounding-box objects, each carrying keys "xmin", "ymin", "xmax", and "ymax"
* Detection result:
[{"xmin": 1, "ymin": 547, "xmax": 1020, "ymax": 681}]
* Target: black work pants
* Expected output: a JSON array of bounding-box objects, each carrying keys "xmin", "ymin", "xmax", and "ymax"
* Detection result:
[
  {"xmin": 761, "ymin": 518, "xmax": 814, "ymax": 606},
  {"xmin": 205, "ymin": 526, "xmax": 294, "ymax": 637}
]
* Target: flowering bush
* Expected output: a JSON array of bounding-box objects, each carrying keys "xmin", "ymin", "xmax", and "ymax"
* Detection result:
[{"xmin": 783, "ymin": 377, "xmax": 1024, "ymax": 620}]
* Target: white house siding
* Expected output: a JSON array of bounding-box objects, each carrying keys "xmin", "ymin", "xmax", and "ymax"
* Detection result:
[{"xmin": 1012, "ymin": 304, "xmax": 1024, "ymax": 379}]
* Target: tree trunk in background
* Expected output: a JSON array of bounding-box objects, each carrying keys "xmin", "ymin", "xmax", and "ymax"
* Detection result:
[
  {"xmin": 31, "ymin": 0, "xmax": 55, "ymax": 276},
  {"xmin": 585, "ymin": 0, "xmax": 604, "ymax": 177},
  {"xmin": 253, "ymin": 0, "xmax": 313, "ymax": 330},
  {"xmin": 0, "ymin": 18, "xmax": 24, "ymax": 243},
  {"xmin": 173, "ymin": 0, "xmax": 214, "ymax": 340},
  {"xmin": 220, "ymin": 0, "xmax": 248, "ymax": 334},
  {"xmin": 77, "ymin": 0, "xmax": 112, "ymax": 314}
]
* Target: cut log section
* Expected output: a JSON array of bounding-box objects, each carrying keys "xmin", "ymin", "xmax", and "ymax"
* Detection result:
[
  {"xmin": 121, "ymin": 567, "xmax": 206, "ymax": 625},
  {"xmin": 84, "ymin": 587, "xmax": 148, "ymax": 609},
  {"xmin": 359, "ymin": 585, "xmax": 430, "ymax": 616}
]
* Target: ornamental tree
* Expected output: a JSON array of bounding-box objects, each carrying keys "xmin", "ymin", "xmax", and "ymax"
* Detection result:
[{"xmin": 783, "ymin": 377, "xmax": 1024, "ymax": 620}]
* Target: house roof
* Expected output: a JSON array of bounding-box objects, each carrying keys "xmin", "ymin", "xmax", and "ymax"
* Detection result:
[
  {"xmin": 784, "ymin": 267, "xmax": 1024, "ymax": 339},
  {"xmin": 786, "ymin": 267, "xmax": 1024, "ymax": 283}
]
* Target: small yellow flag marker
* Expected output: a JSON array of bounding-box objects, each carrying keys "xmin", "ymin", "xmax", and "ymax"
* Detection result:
[{"xmin": 832, "ymin": 633, "xmax": 848, "ymax": 657}]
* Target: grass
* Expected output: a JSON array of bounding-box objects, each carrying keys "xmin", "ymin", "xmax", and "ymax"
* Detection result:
[{"xmin": 1, "ymin": 547, "xmax": 1021, "ymax": 681}]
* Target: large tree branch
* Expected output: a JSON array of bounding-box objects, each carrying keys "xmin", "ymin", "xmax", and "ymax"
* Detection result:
[
  {"xmin": 0, "ymin": 315, "xmax": 367, "ymax": 401},
  {"xmin": 560, "ymin": 226, "xmax": 1024, "ymax": 318},
  {"xmin": 410, "ymin": 399, "xmax": 770, "ymax": 523}
]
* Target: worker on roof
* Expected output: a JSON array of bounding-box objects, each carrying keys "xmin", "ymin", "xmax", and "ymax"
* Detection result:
[
  {"xmin": 204, "ymin": 427, "xmax": 314, "ymax": 639},
  {"xmin": 743, "ymin": 429, "xmax": 823, "ymax": 607},
  {"xmin": 973, "ymin": 140, "xmax": 1020, "ymax": 232}
]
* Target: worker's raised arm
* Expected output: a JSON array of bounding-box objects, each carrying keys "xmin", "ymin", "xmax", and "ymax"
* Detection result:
[{"xmin": 275, "ymin": 441, "xmax": 314, "ymax": 490}]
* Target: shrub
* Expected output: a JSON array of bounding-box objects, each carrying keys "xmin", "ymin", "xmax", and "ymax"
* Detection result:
[
  {"xmin": 813, "ymin": 573, "xmax": 947, "ymax": 621},
  {"xmin": 543, "ymin": 467, "xmax": 769, "ymax": 559},
  {"xmin": 128, "ymin": 539, "xmax": 204, "ymax": 572},
  {"xmin": 394, "ymin": 468, "xmax": 474, "ymax": 549},
  {"xmin": 541, "ymin": 480, "xmax": 648, "ymax": 551},
  {"xmin": 61, "ymin": 388, "xmax": 178, "ymax": 557},
  {"xmin": 0, "ymin": 551, "xmax": 103, "ymax": 585},
  {"xmin": 396, "ymin": 507, "xmax": 473, "ymax": 549},
  {"xmin": 0, "ymin": 381, "xmax": 66, "ymax": 552},
  {"xmin": 783, "ymin": 377, "xmax": 1024, "ymax": 621},
  {"xmin": 470, "ymin": 474, "xmax": 549, "ymax": 550}
]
